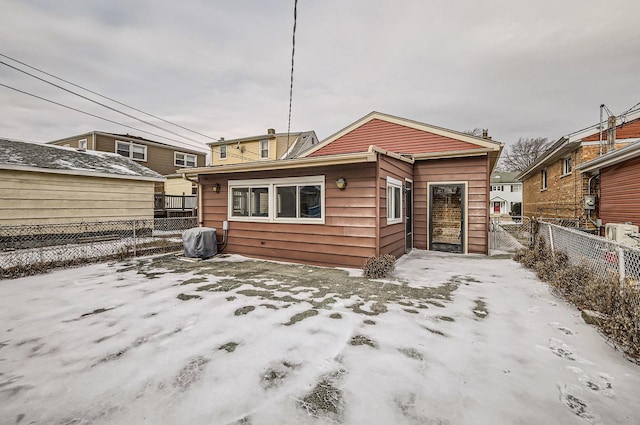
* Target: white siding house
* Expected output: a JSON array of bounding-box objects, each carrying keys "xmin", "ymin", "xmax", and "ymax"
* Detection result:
[{"xmin": 490, "ymin": 171, "xmax": 522, "ymax": 217}]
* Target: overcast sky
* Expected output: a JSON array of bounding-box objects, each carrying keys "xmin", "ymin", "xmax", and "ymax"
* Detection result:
[{"xmin": 1, "ymin": 0, "xmax": 639, "ymax": 154}]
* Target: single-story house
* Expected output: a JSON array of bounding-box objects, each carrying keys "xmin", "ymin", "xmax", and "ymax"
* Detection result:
[
  {"xmin": 0, "ymin": 139, "xmax": 164, "ymax": 226},
  {"xmin": 181, "ymin": 112, "xmax": 502, "ymax": 268},
  {"xmin": 577, "ymin": 141, "xmax": 640, "ymax": 230}
]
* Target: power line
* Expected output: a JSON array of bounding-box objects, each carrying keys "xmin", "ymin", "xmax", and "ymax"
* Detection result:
[
  {"xmin": 0, "ymin": 82, "xmax": 251, "ymax": 161},
  {"xmin": 0, "ymin": 52, "xmax": 220, "ymax": 143},
  {"xmin": 286, "ymin": 0, "xmax": 298, "ymax": 153},
  {"xmin": 0, "ymin": 59, "xmax": 212, "ymax": 148}
]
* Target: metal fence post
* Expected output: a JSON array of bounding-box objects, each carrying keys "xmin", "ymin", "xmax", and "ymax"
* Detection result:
[
  {"xmin": 548, "ymin": 224, "xmax": 555, "ymax": 254},
  {"xmin": 618, "ymin": 247, "xmax": 625, "ymax": 284},
  {"xmin": 132, "ymin": 220, "xmax": 137, "ymax": 257}
]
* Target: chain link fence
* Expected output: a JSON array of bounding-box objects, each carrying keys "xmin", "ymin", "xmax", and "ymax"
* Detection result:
[
  {"xmin": 489, "ymin": 216, "xmax": 533, "ymax": 252},
  {"xmin": 537, "ymin": 221, "xmax": 640, "ymax": 285},
  {"xmin": 0, "ymin": 217, "xmax": 197, "ymax": 278}
]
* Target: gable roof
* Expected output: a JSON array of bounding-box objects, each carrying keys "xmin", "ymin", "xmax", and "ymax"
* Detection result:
[
  {"xmin": 517, "ymin": 107, "xmax": 640, "ymax": 180},
  {"xmin": 48, "ymin": 131, "xmax": 207, "ymax": 155},
  {"xmin": 491, "ymin": 171, "xmax": 520, "ymax": 184},
  {"xmin": 0, "ymin": 139, "xmax": 164, "ymax": 181},
  {"xmin": 303, "ymin": 111, "xmax": 502, "ymax": 158}
]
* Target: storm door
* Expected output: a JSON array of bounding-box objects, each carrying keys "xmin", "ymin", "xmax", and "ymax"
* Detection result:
[
  {"xmin": 429, "ymin": 184, "xmax": 465, "ymax": 253},
  {"xmin": 404, "ymin": 181, "xmax": 413, "ymax": 253}
]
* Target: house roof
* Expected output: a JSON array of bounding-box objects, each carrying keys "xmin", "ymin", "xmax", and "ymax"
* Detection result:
[
  {"xmin": 179, "ymin": 145, "xmax": 413, "ymax": 176},
  {"xmin": 490, "ymin": 195, "xmax": 509, "ymax": 202},
  {"xmin": 208, "ymin": 130, "xmax": 313, "ymax": 146},
  {"xmin": 0, "ymin": 139, "xmax": 165, "ymax": 182},
  {"xmin": 517, "ymin": 107, "xmax": 640, "ymax": 180},
  {"xmin": 303, "ymin": 111, "xmax": 502, "ymax": 158},
  {"xmin": 577, "ymin": 140, "xmax": 640, "ymax": 174},
  {"xmin": 48, "ymin": 131, "xmax": 208, "ymax": 155},
  {"xmin": 491, "ymin": 171, "xmax": 520, "ymax": 183}
]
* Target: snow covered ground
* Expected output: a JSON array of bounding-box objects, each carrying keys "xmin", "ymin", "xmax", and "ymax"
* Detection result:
[{"xmin": 1, "ymin": 250, "xmax": 638, "ymax": 425}]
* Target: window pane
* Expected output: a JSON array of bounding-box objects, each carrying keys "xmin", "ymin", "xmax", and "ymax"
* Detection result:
[
  {"xmin": 300, "ymin": 185, "xmax": 321, "ymax": 218},
  {"xmin": 132, "ymin": 145, "xmax": 145, "ymax": 159},
  {"xmin": 220, "ymin": 145, "xmax": 227, "ymax": 159},
  {"xmin": 117, "ymin": 142, "xmax": 130, "ymax": 157},
  {"xmin": 232, "ymin": 188, "xmax": 249, "ymax": 216},
  {"xmin": 277, "ymin": 186, "xmax": 297, "ymax": 218},
  {"xmin": 175, "ymin": 153, "xmax": 185, "ymax": 166},
  {"xmin": 394, "ymin": 187, "xmax": 401, "ymax": 219},
  {"xmin": 250, "ymin": 187, "xmax": 269, "ymax": 217},
  {"xmin": 186, "ymin": 155, "xmax": 196, "ymax": 167},
  {"xmin": 260, "ymin": 140, "xmax": 269, "ymax": 158}
]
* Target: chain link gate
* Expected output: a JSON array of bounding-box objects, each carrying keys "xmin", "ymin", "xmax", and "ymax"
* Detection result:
[{"xmin": 489, "ymin": 216, "xmax": 532, "ymax": 252}]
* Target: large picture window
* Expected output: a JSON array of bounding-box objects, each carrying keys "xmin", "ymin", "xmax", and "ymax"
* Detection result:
[
  {"xmin": 228, "ymin": 176, "xmax": 324, "ymax": 223},
  {"xmin": 387, "ymin": 176, "xmax": 402, "ymax": 224}
]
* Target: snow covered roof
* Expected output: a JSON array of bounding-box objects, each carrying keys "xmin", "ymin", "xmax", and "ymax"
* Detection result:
[{"xmin": 0, "ymin": 139, "xmax": 165, "ymax": 182}]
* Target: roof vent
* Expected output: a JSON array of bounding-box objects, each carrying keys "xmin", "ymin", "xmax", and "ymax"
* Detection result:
[{"xmin": 267, "ymin": 128, "xmax": 276, "ymax": 135}]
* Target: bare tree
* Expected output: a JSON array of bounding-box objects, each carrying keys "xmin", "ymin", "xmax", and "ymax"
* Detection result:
[
  {"xmin": 464, "ymin": 128, "xmax": 483, "ymax": 137},
  {"xmin": 500, "ymin": 137, "xmax": 552, "ymax": 172}
]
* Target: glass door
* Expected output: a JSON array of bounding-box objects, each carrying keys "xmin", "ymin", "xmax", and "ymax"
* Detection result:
[{"xmin": 429, "ymin": 184, "xmax": 464, "ymax": 253}]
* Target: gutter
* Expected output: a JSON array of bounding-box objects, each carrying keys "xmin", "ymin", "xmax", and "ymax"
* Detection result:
[{"xmin": 182, "ymin": 173, "xmax": 203, "ymax": 226}]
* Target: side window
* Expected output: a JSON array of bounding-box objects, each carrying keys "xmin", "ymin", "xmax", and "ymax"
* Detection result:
[
  {"xmin": 260, "ymin": 139, "xmax": 269, "ymax": 159},
  {"xmin": 386, "ymin": 176, "xmax": 402, "ymax": 224},
  {"xmin": 541, "ymin": 169, "xmax": 548, "ymax": 190},
  {"xmin": 219, "ymin": 144, "xmax": 227, "ymax": 160},
  {"xmin": 78, "ymin": 139, "xmax": 88, "ymax": 150}
]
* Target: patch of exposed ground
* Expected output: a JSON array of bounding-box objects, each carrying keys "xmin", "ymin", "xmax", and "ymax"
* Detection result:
[
  {"xmin": 299, "ymin": 370, "xmax": 346, "ymax": 422},
  {"xmin": 234, "ymin": 306, "xmax": 256, "ymax": 316},
  {"xmin": 260, "ymin": 361, "xmax": 300, "ymax": 389},
  {"xmin": 284, "ymin": 309, "xmax": 318, "ymax": 326},
  {"xmin": 80, "ymin": 307, "xmax": 114, "ymax": 318},
  {"xmin": 177, "ymin": 293, "xmax": 201, "ymax": 301},
  {"xmin": 219, "ymin": 342, "xmax": 239, "ymax": 353},
  {"xmin": 174, "ymin": 356, "xmax": 209, "ymax": 391},
  {"xmin": 123, "ymin": 255, "xmax": 469, "ymax": 320},
  {"xmin": 472, "ymin": 299, "xmax": 488, "ymax": 319},
  {"xmin": 399, "ymin": 348, "xmax": 424, "ymax": 361},
  {"xmin": 180, "ymin": 277, "xmax": 208, "ymax": 285},
  {"xmin": 329, "ymin": 313, "xmax": 342, "ymax": 319},
  {"xmin": 350, "ymin": 335, "xmax": 377, "ymax": 348}
]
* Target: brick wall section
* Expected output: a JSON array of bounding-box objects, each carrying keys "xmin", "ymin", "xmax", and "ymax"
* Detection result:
[{"xmin": 522, "ymin": 142, "xmax": 631, "ymax": 224}]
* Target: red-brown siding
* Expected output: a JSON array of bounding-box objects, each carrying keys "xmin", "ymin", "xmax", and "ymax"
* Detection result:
[
  {"xmin": 200, "ymin": 163, "xmax": 378, "ymax": 268},
  {"xmin": 413, "ymin": 156, "xmax": 489, "ymax": 254},
  {"xmin": 582, "ymin": 117, "xmax": 640, "ymax": 142},
  {"xmin": 310, "ymin": 119, "xmax": 480, "ymax": 157},
  {"xmin": 599, "ymin": 156, "xmax": 640, "ymax": 227},
  {"xmin": 378, "ymin": 156, "xmax": 413, "ymax": 258}
]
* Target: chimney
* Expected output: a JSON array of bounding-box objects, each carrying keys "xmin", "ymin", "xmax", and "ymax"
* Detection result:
[
  {"xmin": 219, "ymin": 137, "xmax": 225, "ymax": 142},
  {"xmin": 482, "ymin": 129, "xmax": 488, "ymax": 139},
  {"xmin": 267, "ymin": 128, "xmax": 275, "ymax": 135},
  {"xmin": 607, "ymin": 116, "xmax": 616, "ymax": 152}
]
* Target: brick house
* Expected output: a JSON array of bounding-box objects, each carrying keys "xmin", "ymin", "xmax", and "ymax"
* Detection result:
[
  {"xmin": 517, "ymin": 109, "xmax": 640, "ymax": 226},
  {"xmin": 181, "ymin": 112, "xmax": 502, "ymax": 267}
]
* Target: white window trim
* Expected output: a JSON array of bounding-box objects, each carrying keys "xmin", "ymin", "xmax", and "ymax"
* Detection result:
[
  {"xmin": 386, "ymin": 176, "xmax": 403, "ymax": 225},
  {"xmin": 115, "ymin": 140, "xmax": 147, "ymax": 162},
  {"xmin": 561, "ymin": 157, "xmax": 572, "ymax": 176},
  {"xmin": 259, "ymin": 139, "xmax": 270, "ymax": 159},
  {"xmin": 174, "ymin": 151, "xmax": 197, "ymax": 167},
  {"xmin": 541, "ymin": 169, "xmax": 548, "ymax": 190},
  {"xmin": 219, "ymin": 144, "xmax": 227, "ymax": 160},
  {"xmin": 78, "ymin": 139, "xmax": 88, "ymax": 150},
  {"xmin": 228, "ymin": 175, "xmax": 325, "ymax": 224}
]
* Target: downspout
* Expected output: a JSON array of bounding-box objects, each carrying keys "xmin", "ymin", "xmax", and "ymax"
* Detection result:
[
  {"xmin": 375, "ymin": 152, "xmax": 381, "ymax": 257},
  {"xmin": 182, "ymin": 173, "xmax": 202, "ymax": 226}
]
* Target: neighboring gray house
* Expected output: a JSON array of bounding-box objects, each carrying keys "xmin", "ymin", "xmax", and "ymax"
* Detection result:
[
  {"xmin": 490, "ymin": 171, "xmax": 522, "ymax": 216},
  {"xmin": 0, "ymin": 139, "xmax": 164, "ymax": 225}
]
